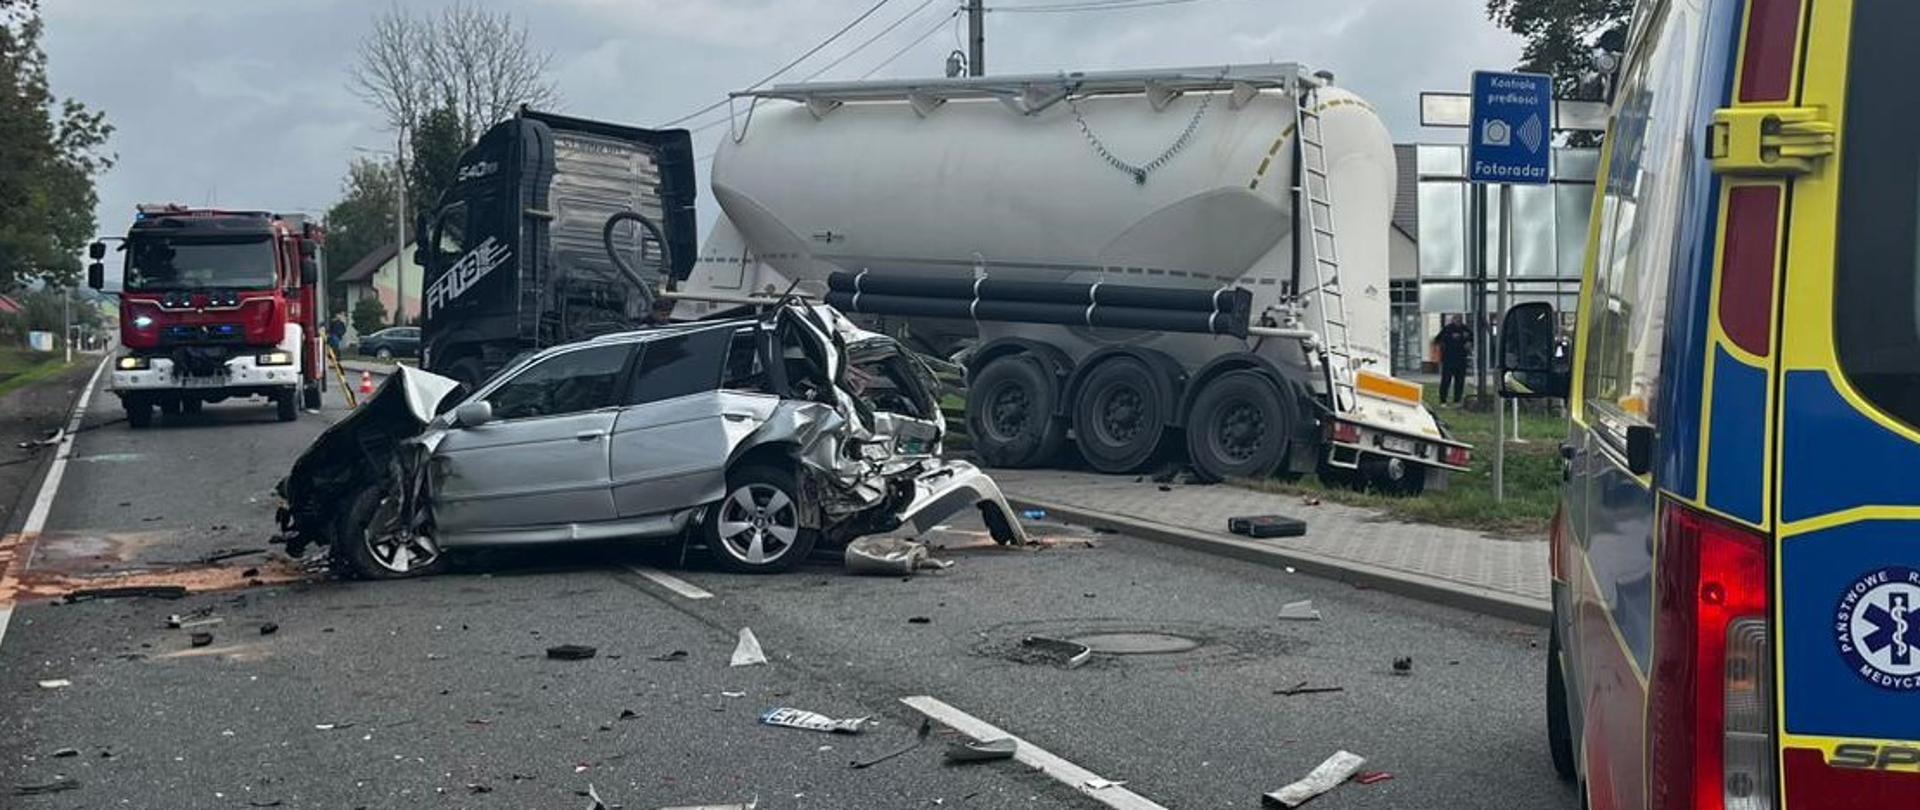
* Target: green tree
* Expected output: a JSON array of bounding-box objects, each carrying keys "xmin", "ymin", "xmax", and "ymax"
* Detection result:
[
  {"xmin": 323, "ymin": 158, "xmax": 402, "ymax": 311},
  {"xmin": 408, "ymin": 104, "xmax": 465, "ymax": 219},
  {"xmin": 0, "ymin": 0, "xmax": 114, "ymax": 289},
  {"xmin": 1486, "ymin": 0, "xmax": 1632, "ymax": 102},
  {"xmin": 351, "ymin": 295, "xmax": 388, "ymax": 338}
]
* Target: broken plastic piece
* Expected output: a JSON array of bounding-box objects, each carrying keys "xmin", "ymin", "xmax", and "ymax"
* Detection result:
[
  {"xmin": 1354, "ymin": 771, "xmax": 1393, "ymax": 785},
  {"xmin": 13, "ymin": 777, "xmax": 80, "ymax": 795},
  {"xmin": 62, "ymin": 585, "xmax": 186, "ymax": 603},
  {"xmin": 1277, "ymin": 600, "xmax": 1322, "ymax": 621},
  {"xmin": 259, "ymin": 622, "xmax": 279, "ymax": 636},
  {"xmin": 849, "ymin": 718, "xmax": 931, "ymax": 769},
  {"xmin": 761, "ymin": 707, "xmax": 869, "ymax": 734},
  {"xmin": 649, "ymin": 649, "xmax": 689, "ymax": 662},
  {"xmin": 1262, "ymin": 750, "xmax": 1367, "ymax": 807},
  {"xmin": 584, "ymin": 783, "xmax": 607, "ymax": 810},
  {"xmin": 945, "ymin": 737, "xmax": 1017, "ymax": 762},
  {"xmin": 1391, "ymin": 656, "xmax": 1413, "ymax": 675},
  {"xmin": 1020, "ymin": 636, "xmax": 1093, "ymax": 669},
  {"xmin": 190, "ymin": 632, "xmax": 214, "ymax": 647},
  {"xmin": 50, "ymin": 747, "xmax": 78, "ymax": 758},
  {"xmin": 547, "ymin": 644, "xmax": 597, "ymax": 661},
  {"xmin": 731, "ymin": 628, "xmax": 768, "ymax": 667},
  {"xmin": 1229, "ymin": 514, "xmax": 1307, "ymax": 538},
  {"xmin": 844, "ymin": 537, "xmax": 952, "ymax": 576},
  {"xmin": 1274, "ymin": 681, "xmax": 1344, "ymax": 697},
  {"xmin": 36, "ymin": 679, "xmax": 70, "ymax": 689}
]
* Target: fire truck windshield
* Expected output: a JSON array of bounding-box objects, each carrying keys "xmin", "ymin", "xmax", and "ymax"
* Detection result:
[{"xmin": 125, "ymin": 235, "xmax": 277, "ymax": 291}]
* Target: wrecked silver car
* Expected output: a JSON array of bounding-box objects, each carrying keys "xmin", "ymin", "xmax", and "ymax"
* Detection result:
[{"xmin": 275, "ymin": 303, "xmax": 1026, "ymax": 577}]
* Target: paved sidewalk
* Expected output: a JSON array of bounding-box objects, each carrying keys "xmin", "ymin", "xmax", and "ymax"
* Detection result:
[{"xmin": 994, "ymin": 469, "xmax": 1551, "ymax": 624}]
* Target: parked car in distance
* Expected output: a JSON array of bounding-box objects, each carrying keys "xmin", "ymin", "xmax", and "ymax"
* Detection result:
[
  {"xmin": 277, "ymin": 302, "xmax": 1027, "ymax": 578},
  {"xmin": 357, "ymin": 327, "xmax": 419, "ymax": 360}
]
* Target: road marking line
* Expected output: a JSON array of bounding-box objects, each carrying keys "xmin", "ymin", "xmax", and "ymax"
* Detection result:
[
  {"xmin": 0, "ymin": 357, "xmax": 111, "ymax": 649},
  {"xmin": 899, "ymin": 695, "xmax": 1170, "ymax": 810},
  {"xmin": 625, "ymin": 565, "xmax": 713, "ymax": 599}
]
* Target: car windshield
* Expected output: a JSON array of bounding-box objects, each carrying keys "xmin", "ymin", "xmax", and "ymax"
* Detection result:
[{"xmin": 124, "ymin": 236, "xmax": 276, "ymax": 291}]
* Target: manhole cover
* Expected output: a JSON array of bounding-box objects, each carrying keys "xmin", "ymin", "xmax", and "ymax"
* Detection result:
[{"xmin": 1067, "ymin": 632, "xmax": 1201, "ymax": 655}]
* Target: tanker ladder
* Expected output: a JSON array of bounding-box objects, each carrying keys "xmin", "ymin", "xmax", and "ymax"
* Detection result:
[{"xmin": 1291, "ymin": 85, "xmax": 1358, "ymax": 420}]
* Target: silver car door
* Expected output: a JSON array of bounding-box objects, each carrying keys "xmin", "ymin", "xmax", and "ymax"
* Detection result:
[
  {"xmin": 432, "ymin": 342, "xmax": 634, "ymax": 531},
  {"xmin": 610, "ymin": 327, "xmax": 778, "ymax": 518}
]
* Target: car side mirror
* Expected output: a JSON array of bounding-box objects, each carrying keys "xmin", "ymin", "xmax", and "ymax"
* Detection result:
[
  {"xmin": 451, "ymin": 401, "xmax": 493, "ymax": 428},
  {"xmin": 87, "ymin": 262, "xmax": 105, "ymax": 291},
  {"xmin": 1499, "ymin": 301, "xmax": 1569, "ymax": 399}
]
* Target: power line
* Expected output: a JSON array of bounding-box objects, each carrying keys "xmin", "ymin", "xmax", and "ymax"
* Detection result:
[
  {"xmin": 860, "ymin": 9, "xmax": 961, "ymax": 79},
  {"xmin": 658, "ymin": 0, "xmax": 899, "ymax": 127},
  {"xmin": 991, "ymin": 0, "xmax": 1220, "ymax": 12},
  {"xmin": 803, "ymin": 0, "xmax": 947, "ymax": 81}
]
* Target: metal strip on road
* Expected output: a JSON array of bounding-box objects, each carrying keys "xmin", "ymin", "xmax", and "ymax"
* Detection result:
[
  {"xmin": 0, "ymin": 356, "xmax": 112, "ymax": 649},
  {"xmin": 900, "ymin": 695, "xmax": 1170, "ymax": 810},
  {"xmin": 626, "ymin": 565, "xmax": 714, "ymax": 599}
]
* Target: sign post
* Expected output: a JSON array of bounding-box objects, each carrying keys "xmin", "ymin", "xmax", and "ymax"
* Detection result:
[{"xmin": 1468, "ymin": 70, "xmax": 1553, "ymax": 503}]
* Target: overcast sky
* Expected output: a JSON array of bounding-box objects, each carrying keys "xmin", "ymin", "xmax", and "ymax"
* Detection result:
[{"xmin": 43, "ymin": 0, "xmax": 1520, "ymax": 245}]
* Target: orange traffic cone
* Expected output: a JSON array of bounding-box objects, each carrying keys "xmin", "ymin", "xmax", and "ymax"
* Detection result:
[{"xmin": 359, "ymin": 370, "xmax": 374, "ymax": 397}]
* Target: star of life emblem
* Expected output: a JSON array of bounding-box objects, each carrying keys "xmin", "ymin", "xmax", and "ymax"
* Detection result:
[{"xmin": 1836, "ymin": 566, "xmax": 1920, "ymax": 691}]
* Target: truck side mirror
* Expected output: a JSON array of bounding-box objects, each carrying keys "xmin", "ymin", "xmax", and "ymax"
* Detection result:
[
  {"xmin": 87, "ymin": 262, "xmax": 104, "ymax": 291},
  {"xmin": 300, "ymin": 256, "xmax": 319, "ymax": 285},
  {"xmin": 298, "ymin": 240, "xmax": 317, "ymax": 259},
  {"xmin": 88, "ymin": 241, "xmax": 107, "ymax": 260},
  {"xmin": 1499, "ymin": 301, "xmax": 1569, "ymax": 399}
]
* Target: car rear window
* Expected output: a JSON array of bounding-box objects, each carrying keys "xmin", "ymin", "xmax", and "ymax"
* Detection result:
[
  {"xmin": 1833, "ymin": 1, "xmax": 1920, "ymax": 429},
  {"xmin": 628, "ymin": 327, "xmax": 731, "ymax": 405}
]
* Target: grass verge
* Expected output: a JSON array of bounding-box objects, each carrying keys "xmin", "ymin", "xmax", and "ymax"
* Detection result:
[{"xmin": 0, "ymin": 348, "xmax": 75, "ymax": 400}]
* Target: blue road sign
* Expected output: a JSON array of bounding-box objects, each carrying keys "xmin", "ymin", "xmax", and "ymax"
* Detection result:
[{"xmin": 1468, "ymin": 71, "xmax": 1553, "ymax": 185}]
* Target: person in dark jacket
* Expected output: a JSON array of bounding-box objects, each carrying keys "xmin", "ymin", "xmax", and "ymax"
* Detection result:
[
  {"xmin": 327, "ymin": 316, "xmax": 347, "ymax": 353},
  {"xmin": 1433, "ymin": 315, "xmax": 1473, "ymax": 405}
]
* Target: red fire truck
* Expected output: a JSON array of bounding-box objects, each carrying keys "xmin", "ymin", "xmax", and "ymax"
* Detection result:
[{"xmin": 88, "ymin": 204, "xmax": 328, "ymax": 427}]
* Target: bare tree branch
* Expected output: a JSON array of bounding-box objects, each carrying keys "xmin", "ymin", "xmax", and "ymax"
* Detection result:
[{"xmin": 351, "ymin": 1, "xmax": 559, "ymax": 141}]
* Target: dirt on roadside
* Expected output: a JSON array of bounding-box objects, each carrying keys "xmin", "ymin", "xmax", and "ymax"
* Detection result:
[{"xmin": 0, "ymin": 362, "xmax": 99, "ymax": 532}]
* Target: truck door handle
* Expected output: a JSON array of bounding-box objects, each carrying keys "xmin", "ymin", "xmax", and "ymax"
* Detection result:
[{"xmin": 576, "ymin": 430, "xmax": 607, "ymax": 441}]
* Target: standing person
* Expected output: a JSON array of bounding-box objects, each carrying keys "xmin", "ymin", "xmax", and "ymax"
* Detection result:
[
  {"xmin": 1433, "ymin": 314, "xmax": 1473, "ymax": 406},
  {"xmin": 327, "ymin": 315, "xmax": 347, "ymax": 355}
]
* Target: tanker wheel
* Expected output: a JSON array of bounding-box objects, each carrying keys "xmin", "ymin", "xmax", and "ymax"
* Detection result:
[
  {"xmin": 1185, "ymin": 371, "xmax": 1290, "ymax": 483},
  {"xmin": 1072, "ymin": 357, "xmax": 1170, "ymax": 474},
  {"xmin": 1360, "ymin": 452, "xmax": 1426, "ymax": 496},
  {"xmin": 967, "ymin": 355, "xmax": 1065, "ymax": 468}
]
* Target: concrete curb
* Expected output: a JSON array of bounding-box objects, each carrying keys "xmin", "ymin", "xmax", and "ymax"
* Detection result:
[{"xmin": 1004, "ymin": 493, "xmax": 1551, "ymax": 627}]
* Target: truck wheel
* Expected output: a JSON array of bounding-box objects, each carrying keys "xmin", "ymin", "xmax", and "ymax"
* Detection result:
[
  {"xmin": 967, "ymin": 355, "xmax": 1066, "ymax": 469},
  {"xmin": 161, "ymin": 397, "xmax": 183, "ymax": 416},
  {"xmin": 1072, "ymin": 357, "xmax": 1170, "ymax": 473},
  {"xmin": 1360, "ymin": 452, "xmax": 1425, "ymax": 496},
  {"xmin": 1548, "ymin": 625, "xmax": 1578, "ymax": 783},
  {"xmin": 705, "ymin": 464, "xmax": 816, "ymax": 574},
  {"xmin": 180, "ymin": 398, "xmax": 202, "ymax": 415},
  {"xmin": 302, "ymin": 384, "xmax": 322, "ymax": 410},
  {"xmin": 125, "ymin": 400, "xmax": 153, "ymax": 429},
  {"xmin": 447, "ymin": 357, "xmax": 488, "ymax": 396},
  {"xmin": 1184, "ymin": 371, "xmax": 1290, "ymax": 483},
  {"xmin": 334, "ymin": 481, "xmax": 447, "ymax": 579},
  {"xmin": 275, "ymin": 390, "xmax": 299, "ymax": 422}
]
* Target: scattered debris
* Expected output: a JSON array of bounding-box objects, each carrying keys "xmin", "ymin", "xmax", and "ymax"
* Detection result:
[
  {"xmin": 730, "ymin": 628, "xmax": 767, "ymax": 667},
  {"xmin": 722, "ymin": 691, "xmax": 746, "ymax": 698},
  {"xmin": 1019, "ymin": 636, "xmax": 1093, "ymax": 669},
  {"xmin": 907, "ymin": 616, "xmax": 931, "ymax": 625},
  {"xmin": 62, "ymin": 585, "xmax": 187, "ymax": 603},
  {"xmin": 36, "ymin": 679, "xmax": 70, "ymax": 689},
  {"xmin": 190, "ymin": 632, "xmax": 214, "ymax": 647},
  {"xmin": 618, "ymin": 709, "xmax": 639, "ymax": 720},
  {"xmin": 657, "ymin": 803, "xmax": 756, "ymax": 810},
  {"xmin": 1157, "ymin": 485, "xmax": 1172, "ymax": 492},
  {"xmin": 13, "ymin": 777, "xmax": 80, "ymax": 795},
  {"xmin": 1262, "ymin": 750, "xmax": 1367, "ymax": 807},
  {"xmin": 313, "ymin": 722, "xmax": 355, "ymax": 731},
  {"xmin": 649, "ymin": 650, "xmax": 688, "ymax": 662},
  {"xmin": 849, "ymin": 718, "xmax": 931, "ymax": 769},
  {"xmin": 945, "ymin": 737, "xmax": 1017, "ymax": 763},
  {"xmin": 1391, "ymin": 656, "xmax": 1413, "ymax": 676},
  {"xmin": 844, "ymin": 537, "xmax": 952, "ymax": 576},
  {"xmin": 246, "ymin": 800, "xmax": 284, "ymax": 807},
  {"xmin": 1302, "ymin": 497, "xmax": 1322, "ymax": 507},
  {"xmin": 547, "ymin": 644, "xmax": 598, "ymax": 661},
  {"xmin": 584, "ymin": 783, "xmax": 607, "ymax": 810},
  {"xmin": 50, "ymin": 748, "xmax": 78, "ymax": 758},
  {"xmin": 1354, "ymin": 771, "xmax": 1393, "ymax": 785},
  {"xmin": 466, "ymin": 783, "xmax": 493, "ymax": 794},
  {"xmin": 1277, "ymin": 600, "xmax": 1322, "ymax": 621},
  {"xmin": 199, "ymin": 547, "xmax": 267, "ymax": 564},
  {"xmin": 259, "ymin": 622, "xmax": 279, "ymax": 636},
  {"xmin": 1274, "ymin": 681, "xmax": 1344, "ymax": 697},
  {"xmin": 167, "ymin": 615, "xmax": 222, "ymax": 630},
  {"xmin": 1229, "ymin": 514, "xmax": 1307, "ymax": 538},
  {"xmin": 761, "ymin": 707, "xmax": 869, "ymax": 735}
]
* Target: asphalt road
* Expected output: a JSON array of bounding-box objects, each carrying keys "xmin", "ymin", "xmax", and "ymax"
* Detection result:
[{"xmin": 0, "ymin": 367, "xmax": 1581, "ymax": 809}]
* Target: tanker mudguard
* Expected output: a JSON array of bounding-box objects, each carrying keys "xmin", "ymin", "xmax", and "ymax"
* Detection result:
[{"xmin": 417, "ymin": 109, "xmax": 697, "ymax": 384}]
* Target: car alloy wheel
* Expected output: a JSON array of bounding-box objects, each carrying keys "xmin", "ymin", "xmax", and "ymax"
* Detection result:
[
  {"xmin": 716, "ymin": 482, "xmax": 800, "ymax": 566},
  {"xmin": 362, "ymin": 493, "xmax": 441, "ymax": 574}
]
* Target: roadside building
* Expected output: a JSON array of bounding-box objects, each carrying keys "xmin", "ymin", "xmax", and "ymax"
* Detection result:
[{"xmin": 335, "ymin": 240, "xmax": 420, "ymax": 341}]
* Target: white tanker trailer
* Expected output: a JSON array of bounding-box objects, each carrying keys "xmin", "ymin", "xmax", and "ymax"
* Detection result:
[{"xmin": 670, "ymin": 65, "xmax": 1469, "ymax": 492}]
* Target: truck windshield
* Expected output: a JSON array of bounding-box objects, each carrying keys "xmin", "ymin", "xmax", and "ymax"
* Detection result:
[
  {"xmin": 1833, "ymin": 0, "xmax": 1920, "ymax": 428},
  {"xmin": 125, "ymin": 236, "xmax": 277, "ymax": 291}
]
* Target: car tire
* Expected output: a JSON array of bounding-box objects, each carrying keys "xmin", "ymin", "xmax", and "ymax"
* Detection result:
[
  {"xmin": 966, "ymin": 354, "xmax": 1066, "ymax": 469},
  {"xmin": 1360, "ymin": 452, "xmax": 1426, "ymax": 496},
  {"xmin": 377, "ymin": 347, "xmax": 394, "ymax": 360},
  {"xmin": 126, "ymin": 400, "xmax": 153, "ymax": 429},
  {"xmin": 275, "ymin": 390, "xmax": 298, "ymax": 422},
  {"xmin": 334, "ymin": 480, "xmax": 447, "ymax": 580},
  {"xmin": 1072, "ymin": 357, "xmax": 1172, "ymax": 473},
  {"xmin": 706, "ymin": 465, "xmax": 816, "ymax": 574},
  {"xmin": 1548, "ymin": 625, "xmax": 1579, "ymax": 783},
  {"xmin": 1185, "ymin": 371, "xmax": 1291, "ymax": 483}
]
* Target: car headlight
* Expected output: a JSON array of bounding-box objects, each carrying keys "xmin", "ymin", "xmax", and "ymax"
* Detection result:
[
  {"xmin": 256, "ymin": 351, "xmax": 293, "ymax": 366},
  {"xmin": 116, "ymin": 356, "xmax": 150, "ymax": 371}
]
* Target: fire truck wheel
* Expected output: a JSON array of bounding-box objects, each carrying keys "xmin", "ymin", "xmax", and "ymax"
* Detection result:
[
  {"xmin": 125, "ymin": 401, "xmax": 153, "ymax": 429},
  {"xmin": 1072, "ymin": 356, "xmax": 1171, "ymax": 473},
  {"xmin": 302, "ymin": 384, "xmax": 322, "ymax": 410},
  {"xmin": 1360, "ymin": 452, "xmax": 1425, "ymax": 496},
  {"xmin": 180, "ymin": 398, "xmax": 202, "ymax": 415},
  {"xmin": 1547, "ymin": 625, "xmax": 1578, "ymax": 783},
  {"xmin": 275, "ymin": 390, "xmax": 299, "ymax": 422},
  {"xmin": 1184, "ymin": 371, "xmax": 1291, "ymax": 483},
  {"xmin": 967, "ymin": 354, "xmax": 1066, "ymax": 469},
  {"xmin": 161, "ymin": 397, "xmax": 183, "ymax": 416}
]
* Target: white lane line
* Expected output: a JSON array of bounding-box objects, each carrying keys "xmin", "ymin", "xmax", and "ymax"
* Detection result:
[
  {"xmin": 900, "ymin": 695, "xmax": 1170, "ymax": 810},
  {"xmin": 625, "ymin": 565, "xmax": 714, "ymax": 600},
  {"xmin": 0, "ymin": 356, "xmax": 112, "ymax": 649}
]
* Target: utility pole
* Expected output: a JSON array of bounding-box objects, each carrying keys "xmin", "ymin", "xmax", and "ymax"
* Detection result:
[
  {"xmin": 62, "ymin": 286, "xmax": 72, "ymax": 364},
  {"xmin": 967, "ymin": 0, "xmax": 984, "ymax": 76},
  {"xmin": 394, "ymin": 125, "xmax": 408, "ymax": 328}
]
